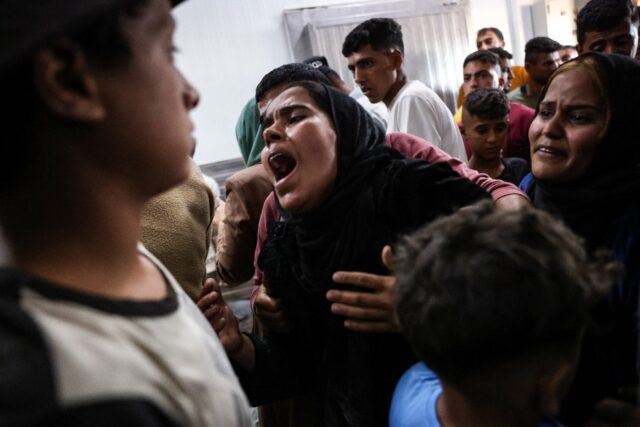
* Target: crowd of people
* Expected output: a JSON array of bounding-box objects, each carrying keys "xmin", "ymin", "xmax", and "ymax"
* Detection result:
[{"xmin": 0, "ymin": 0, "xmax": 639, "ymax": 426}]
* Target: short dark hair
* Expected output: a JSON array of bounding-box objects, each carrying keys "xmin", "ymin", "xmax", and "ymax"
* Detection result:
[
  {"xmin": 342, "ymin": 18, "xmax": 404, "ymax": 57},
  {"xmin": 477, "ymin": 27, "xmax": 504, "ymax": 42},
  {"xmin": 525, "ymin": 36, "xmax": 562, "ymax": 64},
  {"xmin": 463, "ymin": 88, "xmax": 509, "ymax": 120},
  {"xmin": 488, "ymin": 47, "xmax": 513, "ymax": 60},
  {"xmin": 0, "ymin": 0, "xmax": 151, "ymax": 194},
  {"xmin": 577, "ymin": 0, "xmax": 639, "ymax": 46},
  {"xmin": 255, "ymin": 63, "xmax": 330, "ymax": 103},
  {"xmin": 395, "ymin": 201, "xmax": 601, "ymax": 384},
  {"xmin": 463, "ymin": 50, "xmax": 499, "ymax": 68}
]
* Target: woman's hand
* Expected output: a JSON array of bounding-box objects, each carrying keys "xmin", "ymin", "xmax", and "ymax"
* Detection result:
[
  {"xmin": 254, "ymin": 284, "xmax": 290, "ymax": 333},
  {"xmin": 326, "ymin": 246, "xmax": 400, "ymax": 333},
  {"xmin": 198, "ymin": 278, "xmax": 255, "ymax": 370}
]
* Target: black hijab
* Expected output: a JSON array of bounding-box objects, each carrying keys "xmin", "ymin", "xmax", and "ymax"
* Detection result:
[
  {"xmin": 525, "ymin": 53, "xmax": 640, "ymax": 247},
  {"xmin": 257, "ymin": 82, "xmax": 488, "ymax": 426}
]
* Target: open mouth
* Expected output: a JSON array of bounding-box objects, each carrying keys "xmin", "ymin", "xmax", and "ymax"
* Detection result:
[
  {"xmin": 536, "ymin": 145, "xmax": 566, "ymax": 157},
  {"xmin": 268, "ymin": 152, "xmax": 297, "ymax": 182}
]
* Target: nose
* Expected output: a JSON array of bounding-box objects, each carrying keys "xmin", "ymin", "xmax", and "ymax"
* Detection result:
[
  {"xmin": 180, "ymin": 72, "xmax": 200, "ymax": 110},
  {"xmin": 263, "ymin": 122, "xmax": 284, "ymax": 147},
  {"xmin": 486, "ymin": 129, "xmax": 497, "ymax": 144},
  {"xmin": 354, "ymin": 67, "xmax": 365, "ymax": 86},
  {"xmin": 541, "ymin": 112, "xmax": 563, "ymax": 139},
  {"xmin": 470, "ymin": 76, "xmax": 478, "ymax": 90}
]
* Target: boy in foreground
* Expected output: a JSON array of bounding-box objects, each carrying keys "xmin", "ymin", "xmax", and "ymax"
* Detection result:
[
  {"xmin": 0, "ymin": 0, "xmax": 251, "ymax": 425},
  {"xmin": 390, "ymin": 201, "xmax": 607, "ymax": 427}
]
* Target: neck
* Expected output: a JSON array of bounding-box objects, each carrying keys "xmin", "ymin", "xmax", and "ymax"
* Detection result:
[
  {"xmin": 2, "ymin": 146, "xmax": 161, "ymax": 299},
  {"xmin": 526, "ymin": 80, "xmax": 544, "ymax": 96},
  {"xmin": 437, "ymin": 384, "xmax": 538, "ymax": 427},
  {"xmin": 469, "ymin": 156, "xmax": 504, "ymax": 179},
  {"xmin": 383, "ymin": 71, "xmax": 407, "ymax": 107}
]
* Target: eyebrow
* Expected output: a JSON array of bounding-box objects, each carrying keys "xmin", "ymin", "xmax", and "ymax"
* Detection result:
[
  {"xmin": 538, "ymin": 101, "xmax": 602, "ymax": 111},
  {"xmin": 348, "ymin": 57, "xmax": 373, "ymax": 70}
]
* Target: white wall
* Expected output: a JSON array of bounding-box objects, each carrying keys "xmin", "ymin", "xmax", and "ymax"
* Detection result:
[{"xmin": 173, "ymin": 0, "xmax": 527, "ymax": 165}]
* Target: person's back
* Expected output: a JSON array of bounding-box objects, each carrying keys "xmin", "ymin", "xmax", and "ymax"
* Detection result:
[
  {"xmin": 0, "ymin": 1, "xmax": 251, "ymax": 425},
  {"xmin": 391, "ymin": 202, "xmax": 608, "ymax": 427}
]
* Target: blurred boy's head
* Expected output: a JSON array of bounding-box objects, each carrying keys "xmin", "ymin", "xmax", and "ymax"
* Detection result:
[
  {"xmin": 394, "ymin": 201, "xmax": 604, "ymax": 418},
  {"xmin": 461, "ymin": 88, "xmax": 509, "ymax": 163},
  {"xmin": 0, "ymin": 0, "xmax": 196, "ymax": 220}
]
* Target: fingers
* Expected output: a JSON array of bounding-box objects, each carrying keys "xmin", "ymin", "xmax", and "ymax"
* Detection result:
[
  {"xmin": 254, "ymin": 285, "xmax": 289, "ymax": 333},
  {"xmin": 196, "ymin": 287, "xmax": 222, "ymax": 312},
  {"xmin": 343, "ymin": 319, "xmax": 399, "ymax": 333},
  {"xmin": 330, "ymin": 302, "xmax": 389, "ymax": 320},
  {"xmin": 381, "ymin": 245, "xmax": 395, "ymax": 271},
  {"xmin": 331, "ymin": 271, "xmax": 393, "ymax": 291},
  {"xmin": 326, "ymin": 289, "xmax": 391, "ymax": 310}
]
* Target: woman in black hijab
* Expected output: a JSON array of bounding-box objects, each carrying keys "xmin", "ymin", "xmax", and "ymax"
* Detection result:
[
  {"xmin": 520, "ymin": 53, "xmax": 640, "ymax": 425},
  {"xmin": 211, "ymin": 80, "xmax": 489, "ymax": 426}
]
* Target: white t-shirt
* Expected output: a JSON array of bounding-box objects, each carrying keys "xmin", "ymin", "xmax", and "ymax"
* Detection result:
[{"xmin": 387, "ymin": 80, "xmax": 467, "ymax": 162}]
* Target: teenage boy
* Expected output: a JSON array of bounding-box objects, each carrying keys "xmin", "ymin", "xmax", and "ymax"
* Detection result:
[
  {"xmin": 0, "ymin": 0, "xmax": 251, "ymax": 425},
  {"xmin": 462, "ymin": 89, "xmax": 529, "ymax": 185},
  {"xmin": 342, "ymin": 18, "xmax": 468, "ymax": 161},
  {"xmin": 488, "ymin": 47, "xmax": 516, "ymax": 92},
  {"xmin": 577, "ymin": 0, "xmax": 639, "ymax": 57},
  {"xmin": 455, "ymin": 51, "xmax": 535, "ymax": 162},
  {"xmin": 558, "ymin": 45, "xmax": 578, "ymax": 64},
  {"xmin": 390, "ymin": 201, "xmax": 604, "ymax": 427},
  {"xmin": 508, "ymin": 37, "xmax": 561, "ymax": 109}
]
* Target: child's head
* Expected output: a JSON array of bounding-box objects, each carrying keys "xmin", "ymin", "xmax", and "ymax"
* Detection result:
[
  {"xmin": 461, "ymin": 88, "xmax": 509, "ymax": 163},
  {"xmin": 0, "ymin": 0, "xmax": 196, "ymax": 202},
  {"xmin": 394, "ymin": 201, "xmax": 604, "ymax": 417}
]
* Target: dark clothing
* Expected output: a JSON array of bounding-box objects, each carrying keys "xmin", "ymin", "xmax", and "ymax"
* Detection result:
[
  {"xmin": 235, "ymin": 84, "xmax": 490, "ymax": 426},
  {"xmin": 498, "ymin": 157, "xmax": 530, "ymax": 186}
]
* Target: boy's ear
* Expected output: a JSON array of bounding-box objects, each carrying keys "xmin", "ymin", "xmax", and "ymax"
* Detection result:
[
  {"xmin": 535, "ymin": 362, "xmax": 573, "ymax": 417},
  {"xmin": 33, "ymin": 38, "xmax": 106, "ymax": 122},
  {"xmin": 392, "ymin": 49, "xmax": 404, "ymax": 70}
]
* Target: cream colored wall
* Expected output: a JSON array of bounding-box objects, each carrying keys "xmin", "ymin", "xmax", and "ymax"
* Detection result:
[{"xmin": 173, "ymin": 0, "xmax": 529, "ymax": 164}]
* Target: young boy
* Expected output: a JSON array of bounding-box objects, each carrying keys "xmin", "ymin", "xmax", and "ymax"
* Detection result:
[
  {"xmin": 390, "ymin": 201, "xmax": 605, "ymax": 427},
  {"xmin": 0, "ymin": 1, "xmax": 251, "ymax": 425},
  {"xmin": 462, "ymin": 88, "xmax": 529, "ymax": 185}
]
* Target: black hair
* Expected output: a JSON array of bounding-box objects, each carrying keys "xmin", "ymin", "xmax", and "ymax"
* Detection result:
[
  {"xmin": 394, "ymin": 201, "xmax": 601, "ymax": 384},
  {"xmin": 488, "ymin": 47, "xmax": 513, "ymax": 60},
  {"xmin": 463, "ymin": 88, "xmax": 509, "ymax": 120},
  {"xmin": 463, "ymin": 50, "xmax": 499, "ymax": 67},
  {"xmin": 342, "ymin": 18, "xmax": 404, "ymax": 57},
  {"xmin": 477, "ymin": 27, "xmax": 505, "ymax": 42},
  {"xmin": 255, "ymin": 63, "xmax": 330, "ymax": 103},
  {"xmin": 577, "ymin": 0, "xmax": 639, "ymax": 45},
  {"xmin": 525, "ymin": 36, "xmax": 562, "ymax": 64},
  {"xmin": 0, "ymin": 0, "xmax": 151, "ymax": 194}
]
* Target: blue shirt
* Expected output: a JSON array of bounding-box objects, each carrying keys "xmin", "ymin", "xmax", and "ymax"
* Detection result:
[{"xmin": 389, "ymin": 363, "xmax": 564, "ymax": 427}]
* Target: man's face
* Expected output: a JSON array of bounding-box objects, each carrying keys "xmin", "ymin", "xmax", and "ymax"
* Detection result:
[
  {"xmin": 498, "ymin": 57, "xmax": 514, "ymax": 91},
  {"xmin": 578, "ymin": 17, "xmax": 639, "ymax": 57},
  {"xmin": 462, "ymin": 60, "xmax": 502, "ymax": 96},
  {"xmin": 462, "ymin": 114, "xmax": 509, "ymax": 162},
  {"xmin": 558, "ymin": 46, "xmax": 578, "ymax": 64},
  {"xmin": 91, "ymin": 0, "xmax": 198, "ymax": 195},
  {"xmin": 526, "ymin": 51, "xmax": 560, "ymax": 86},
  {"xmin": 346, "ymin": 44, "xmax": 400, "ymax": 105},
  {"xmin": 476, "ymin": 31, "xmax": 505, "ymax": 50}
]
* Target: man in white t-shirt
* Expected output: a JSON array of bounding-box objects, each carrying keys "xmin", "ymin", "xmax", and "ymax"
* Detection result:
[{"xmin": 342, "ymin": 18, "xmax": 467, "ymax": 161}]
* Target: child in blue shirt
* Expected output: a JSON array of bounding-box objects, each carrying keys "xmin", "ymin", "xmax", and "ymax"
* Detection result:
[{"xmin": 390, "ymin": 201, "xmax": 610, "ymax": 427}]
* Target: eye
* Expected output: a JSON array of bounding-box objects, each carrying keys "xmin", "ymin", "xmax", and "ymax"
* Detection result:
[
  {"xmin": 537, "ymin": 108, "xmax": 554, "ymax": 119},
  {"xmin": 569, "ymin": 112, "xmax": 592, "ymax": 124},
  {"xmin": 362, "ymin": 59, "xmax": 374, "ymax": 68},
  {"xmin": 288, "ymin": 115, "xmax": 304, "ymax": 125},
  {"xmin": 496, "ymin": 124, "xmax": 508, "ymax": 132}
]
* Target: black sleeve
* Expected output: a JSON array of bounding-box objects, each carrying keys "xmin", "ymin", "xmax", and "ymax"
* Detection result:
[
  {"xmin": 379, "ymin": 159, "xmax": 491, "ymax": 232},
  {"xmin": 232, "ymin": 333, "xmax": 314, "ymax": 406},
  {"xmin": 0, "ymin": 286, "xmax": 56, "ymax": 427},
  {"xmin": 49, "ymin": 400, "xmax": 178, "ymax": 427}
]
